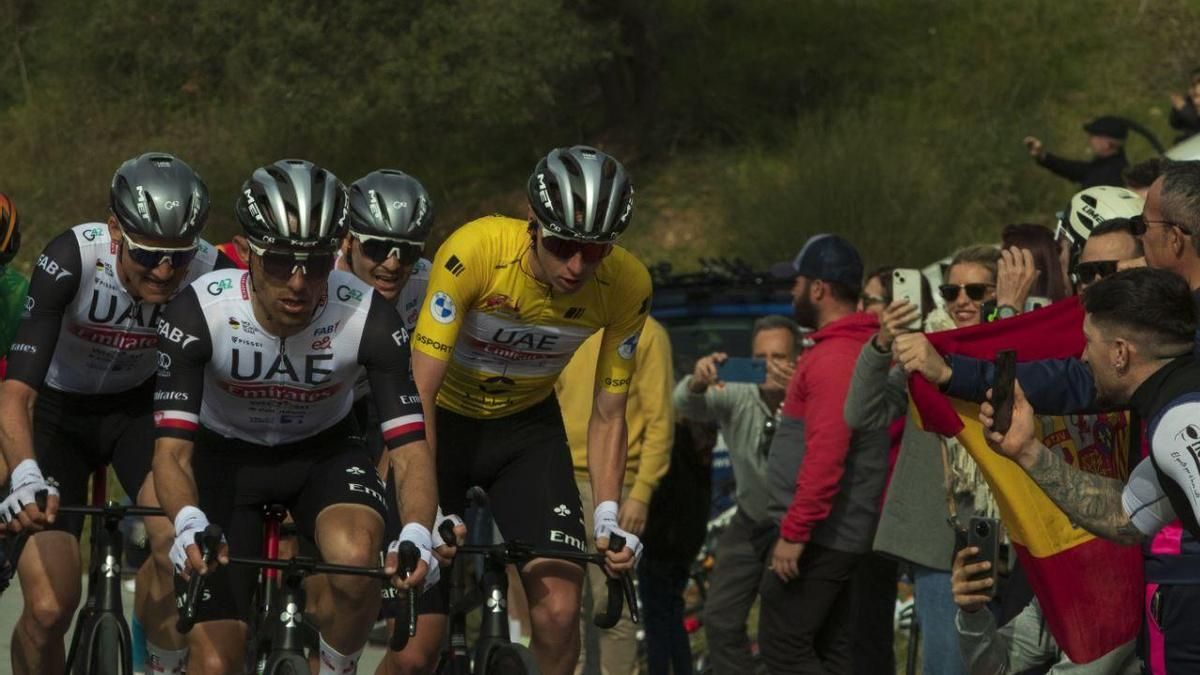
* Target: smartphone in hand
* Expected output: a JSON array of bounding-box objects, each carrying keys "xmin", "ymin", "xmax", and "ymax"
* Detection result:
[
  {"xmin": 891, "ymin": 269, "xmax": 923, "ymax": 331},
  {"xmin": 716, "ymin": 357, "xmax": 766, "ymax": 384},
  {"xmin": 966, "ymin": 516, "xmax": 1001, "ymax": 598},
  {"xmin": 991, "ymin": 349, "xmax": 1017, "ymax": 434}
]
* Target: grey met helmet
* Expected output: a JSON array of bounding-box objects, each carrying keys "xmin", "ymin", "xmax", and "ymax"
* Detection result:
[
  {"xmin": 109, "ymin": 153, "xmax": 210, "ymax": 240},
  {"xmin": 347, "ymin": 170, "xmax": 434, "ymax": 242},
  {"xmin": 235, "ymin": 159, "xmax": 349, "ymax": 251},
  {"xmin": 527, "ymin": 146, "xmax": 634, "ymax": 243}
]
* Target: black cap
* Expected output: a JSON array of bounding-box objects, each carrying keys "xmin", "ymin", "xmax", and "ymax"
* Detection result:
[
  {"xmin": 1082, "ymin": 116, "xmax": 1128, "ymax": 140},
  {"xmin": 771, "ymin": 233, "xmax": 863, "ymax": 289}
]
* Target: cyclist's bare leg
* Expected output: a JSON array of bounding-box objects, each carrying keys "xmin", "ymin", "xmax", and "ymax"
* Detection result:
[
  {"xmin": 184, "ymin": 619, "xmax": 247, "ymax": 674},
  {"xmin": 312, "ymin": 503, "xmax": 385, "ymax": 656},
  {"xmin": 520, "ymin": 558, "xmax": 585, "ymax": 675},
  {"xmin": 134, "ymin": 473, "xmax": 187, "ymax": 649},
  {"xmin": 11, "ymin": 531, "xmax": 81, "ymax": 675},
  {"xmin": 376, "ymin": 614, "xmax": 448, "ymax": 675}
]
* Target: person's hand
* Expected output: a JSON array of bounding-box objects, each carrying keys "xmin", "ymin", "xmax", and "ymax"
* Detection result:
[
  {"xmin": 431, "ymin": 511, "xmax": 467, "ymax": 568},
  {"xmin": 769, "ymin": 538, "xmax": 804, "ymax": 582},
  {"xmin": 0, "ymin": 460, "xmax": 59, "ymax": 533},
  {"xmin": 877, "ymin": 299, "xmax": 921, "ymax": 351},
  {"xmin": 980, "ymin": 381, "xmax": 1040, "ymax": 468},
  {"xmin": 951, "ymin": 546, "xmax": 993, "ymax": 613},
  {"xmin": 690, "ymin": 352, "xmax": 728, "ymax": 393},
  {"xmin": 1172, "ymin": 93, "xmax": 1187, "ymax": 110},
  {"xmin": 1023, "ymin": 136, "xmax": 1044, "ymax": 160},
  {"xmin": 171, "ymin": 507, "xmax": 229, "ymax": 582},
  {"xmin": 1117, "ymin": 257, "xmax": 1147, "ymax": 272},
  {"xmin": 765, "ymin": 355, "xmax": 795, "ymax": 390},
  {"xmin": 894, "ymin": 333, "xmax": 952, "ymax": 386},
  {"xmin": 386, "ymin": 523, "xmax": 434, "ymax": 591},
  {"xmin": 995, "ymin": 247, "xmax": 1039, "ymax": 312},
  {"xmin": 594, "ymin": 500, "xmax": 642, "ymax": 574},
  {"xmin": 618, "ymin": 498, "xmax": 649, "ymax": 537}
]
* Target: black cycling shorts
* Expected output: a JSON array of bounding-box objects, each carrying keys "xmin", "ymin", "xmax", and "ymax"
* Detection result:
[
  {"xmin": 33, "ymin": 380, "xmax": 156, "ymax": 537},
  {"xmin": 436, "ymin": 395, "xmax": 587, "ymax": 558},
  {"xmin": 179, "ymin": 415, "xmax": 388, "ymax": 624}
]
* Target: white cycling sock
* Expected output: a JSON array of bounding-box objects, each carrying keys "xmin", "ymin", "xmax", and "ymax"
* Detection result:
[
  {"xmin": 318, "ymin": 635, "xmax": 364, "ymax": 675},
  {"xmin": 145, "ymin": 642, "xmax": 187, "ymax": 674}
]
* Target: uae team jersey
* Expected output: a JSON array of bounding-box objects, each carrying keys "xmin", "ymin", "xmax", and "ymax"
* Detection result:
[
  {"xmin": 153, "ymin": 269, "xmax": 425, "ymax": 449},
  {"xmin": 6, "ymin": 223, "xmax": 222, "ymax": 395},
  {"xmin": 412, "ymin": 216, "xmax": 651, "ymax": 418}
]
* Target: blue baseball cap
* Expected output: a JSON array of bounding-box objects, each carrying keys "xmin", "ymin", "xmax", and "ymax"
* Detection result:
[{"xmin": 771, "ymin": 233, "xmax": 864, "ymax": 289}]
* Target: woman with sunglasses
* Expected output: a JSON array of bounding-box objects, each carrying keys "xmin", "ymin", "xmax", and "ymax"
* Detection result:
[
  {"xmin": 337, "ymin": 169, "xmax": 449, "ymax": 675},
  {"xmin": 0, "ymin": 153, "xmax": 221, "ymax": 675},
  {"xmin": 410, "ymin": 145, "xmax": 650, "ymax": 675},
  {"xmin": 846, "ymin": 244, "xmax": 1000, "ymax": 675}
]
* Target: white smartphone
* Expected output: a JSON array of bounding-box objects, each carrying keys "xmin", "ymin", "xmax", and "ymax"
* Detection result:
[{"xmin": 891, "ymin": 268, "xmax": 923, "ymax": 331}]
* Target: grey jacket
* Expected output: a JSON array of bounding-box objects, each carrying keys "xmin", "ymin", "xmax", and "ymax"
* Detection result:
[
  {"xmin": 956, "ymin": 600, "xmax": 1138, "ymax": 675},
  {"xmin": 844, "ymin": 339, "xmax": 963, "ymax": 571},
  {"xmin": 673, "ymin": 377, "xmax": 774, "ymax": 523}
]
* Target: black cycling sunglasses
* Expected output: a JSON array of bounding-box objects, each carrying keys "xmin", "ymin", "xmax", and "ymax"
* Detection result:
[
  {"xmin": 351, "ymin": 231, "xmax": 423, "ymax": 265},
  {"xmin": 1129, "ymin": 214, "xmax": 1180, "ymax": 236},
  {"xmin": 1072, "ymin": 260, "xmax": 1119, "ymax": 286},
  {"xmin": 249, "ymin": 241, "xmax": 336, "ymax": 282},
  {"xmin": 938, "ymin": 283, "xmax": 994, "ymax": 303},
  {"xmin": 120, "ymin": 231, "xmax": 199, "ymax": 270}
]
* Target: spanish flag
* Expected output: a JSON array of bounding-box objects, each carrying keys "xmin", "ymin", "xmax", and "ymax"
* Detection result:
[{"xmin": 909, "ymin": 297, "xmax": 1143, "ymax": 664}]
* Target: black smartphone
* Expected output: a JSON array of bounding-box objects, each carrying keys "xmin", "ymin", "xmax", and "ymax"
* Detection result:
[
  {"xmin": 966, "ymin": 516, "xmax": 1000, "ymax": 598},
  {"xmin": 717, "ymin": 357, "xmax": 767, "ymax": 384},
  {"xmin": 991, "ymin": 349, "xmax": 1017, "ymax": 434}
]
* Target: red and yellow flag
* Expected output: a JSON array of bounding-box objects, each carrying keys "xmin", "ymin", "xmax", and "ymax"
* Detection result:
[{"xmin": 909, "ymin": 298, "xmax": 1143, "ymax": 664}]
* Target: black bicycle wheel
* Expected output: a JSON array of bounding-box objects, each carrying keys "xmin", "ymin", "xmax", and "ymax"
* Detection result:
[
  {"xmin": 84, "ymin": 618, "xmax": 125, "ymax": 675},
  {"xmin": 484, "ymin": 643, "xmax": 540, "ymax": 675}
]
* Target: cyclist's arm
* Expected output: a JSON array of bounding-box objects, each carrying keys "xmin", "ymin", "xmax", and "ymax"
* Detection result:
[
  {"xmin": 362, "ymin": 293, "xmax": 435, "ymax": 530},
  {"xmin": 590, "ymin": 261, "xmax": 651, "ymax": 506},
  {"xmin": 151, "ymin": 287, "xmax": 210, "ymax": 520},
  {"xmin": 0, "ymin": 231, "xmax": 82, "ymax": 473},
  {"xmin": 410, "ymin": 222, "xmax": 489, "ymax": 453}
]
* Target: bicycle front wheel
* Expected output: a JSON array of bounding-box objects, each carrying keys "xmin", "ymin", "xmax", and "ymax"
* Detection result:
[
  {"xmin": 83, "ymin": 618, "xmax": 128, "ymax": 675},
  {"xmin": 483, "ymin": 643, "xmax": 541, "ymax": 675}
]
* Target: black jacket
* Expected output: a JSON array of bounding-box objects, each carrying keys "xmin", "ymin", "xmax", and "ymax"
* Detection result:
[
  {"xmin": 1170, "ymin": 99, "xmax": 1200, "ymax": 143},
  {"xmin": 1036, "ymin": 150, "xmax": 1127, "ymax": 189}
]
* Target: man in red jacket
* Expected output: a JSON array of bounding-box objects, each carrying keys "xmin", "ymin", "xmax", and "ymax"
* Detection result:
[{"xmin": 759, "ymin": 234, "xmax": 891, "ymax": 674}]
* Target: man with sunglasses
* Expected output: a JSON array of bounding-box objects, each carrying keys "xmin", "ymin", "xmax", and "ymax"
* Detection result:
[
  {"xmin": 0, "ymin": 153, "xmax": 221, "ymax": 675},
  {"xmin": 337, "ymin": 169, "xmax": 446, "ymax": 675},
  {"xmin": 410, "ymin": 145, "xmax": 649, "ymax": 675},
  {"xmin": 151, "ymin": 160, "xmax": 436, "ymax": 674}
]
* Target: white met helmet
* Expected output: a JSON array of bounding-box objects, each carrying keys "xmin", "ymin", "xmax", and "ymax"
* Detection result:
[{"xmin": 1058, "ymin": 186, "xmax": 1144, "ymax": 251}]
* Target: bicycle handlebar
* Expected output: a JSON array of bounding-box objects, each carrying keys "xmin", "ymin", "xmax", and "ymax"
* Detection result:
[
  {"xmin": 57, "ymin": 504, "xmax": 166, "ymax": 518},
  {"xmin": 176, "ymin": 524, "xmax": 221, "ymax": 633},
  {"xmin": 447, "ymin": 524, "xmax": 639, "ymax": 628},
  {"xmin": 390, "ymin": 541, "xmax": 420, "ymax": 652}
]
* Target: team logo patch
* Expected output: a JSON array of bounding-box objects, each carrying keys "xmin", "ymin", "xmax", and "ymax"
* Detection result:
[
  {"xmin": 444, "ymin": 255, "xmax": 465, "ymax": 277},
  {"xmin": 553, "ymin": 504, "xmax": 571, "ymax": 517},
  {"xmin": 430, "ymin": 291, "xmax": 456, "ymax": 324},
  {"xmin": 617, "ymin": 331, "xmax": 640, "ymax": 360}
]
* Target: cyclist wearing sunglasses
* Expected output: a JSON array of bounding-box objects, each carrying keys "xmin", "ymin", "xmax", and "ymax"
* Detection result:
[
  {"xmin": 0, "ymin": 152, "xmax": 221, "ymax": 675},
  {"xmin": 151, "ymin": 160, "xmax": 436, "ymax": 675},
  {"xmin": 338, "ymin": 169, "xmax": 448, "ymax": 675},
  {"xmin": 411, "ymin": 145, "xmax": 650, "ymax": 675}
]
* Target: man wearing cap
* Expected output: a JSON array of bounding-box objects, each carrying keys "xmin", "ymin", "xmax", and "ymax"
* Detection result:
[
  {"xmin": 1024, "ymin": 116, "xmax": 1129, "ymax": 189},
  {"xmin": 758, "ymin": 234, "xmax": 890, "ymax": 674}
]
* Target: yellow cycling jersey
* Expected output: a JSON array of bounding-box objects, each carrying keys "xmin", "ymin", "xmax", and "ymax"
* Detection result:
[{"xmin": 412, "ymin": 216, "xmax": 652, "ymax": 418}]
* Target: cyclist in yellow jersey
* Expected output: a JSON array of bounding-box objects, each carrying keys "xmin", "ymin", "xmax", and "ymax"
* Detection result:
[{"xmin": 411, "ymin": 146, "xmax": 650, "ymax": 675}]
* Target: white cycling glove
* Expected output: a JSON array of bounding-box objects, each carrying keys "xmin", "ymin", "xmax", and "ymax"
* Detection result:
[
  {"xmin": 170, "ymin": 506, "xmax": 213, "ymax": 573},
  {"xmin": 389, "ymin": 522, "xmax": 438, "ymax": 590},
  {"xmin": 592, "ymin": 500, "xmax": 643, "ymax": 563},
  {"xmin": 0, "ymin": 459, "xmax": 59, "ymax": 525},
  {"xmin": 432, "ymin": 507, "xmax": 465, "ymax": 550}
]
